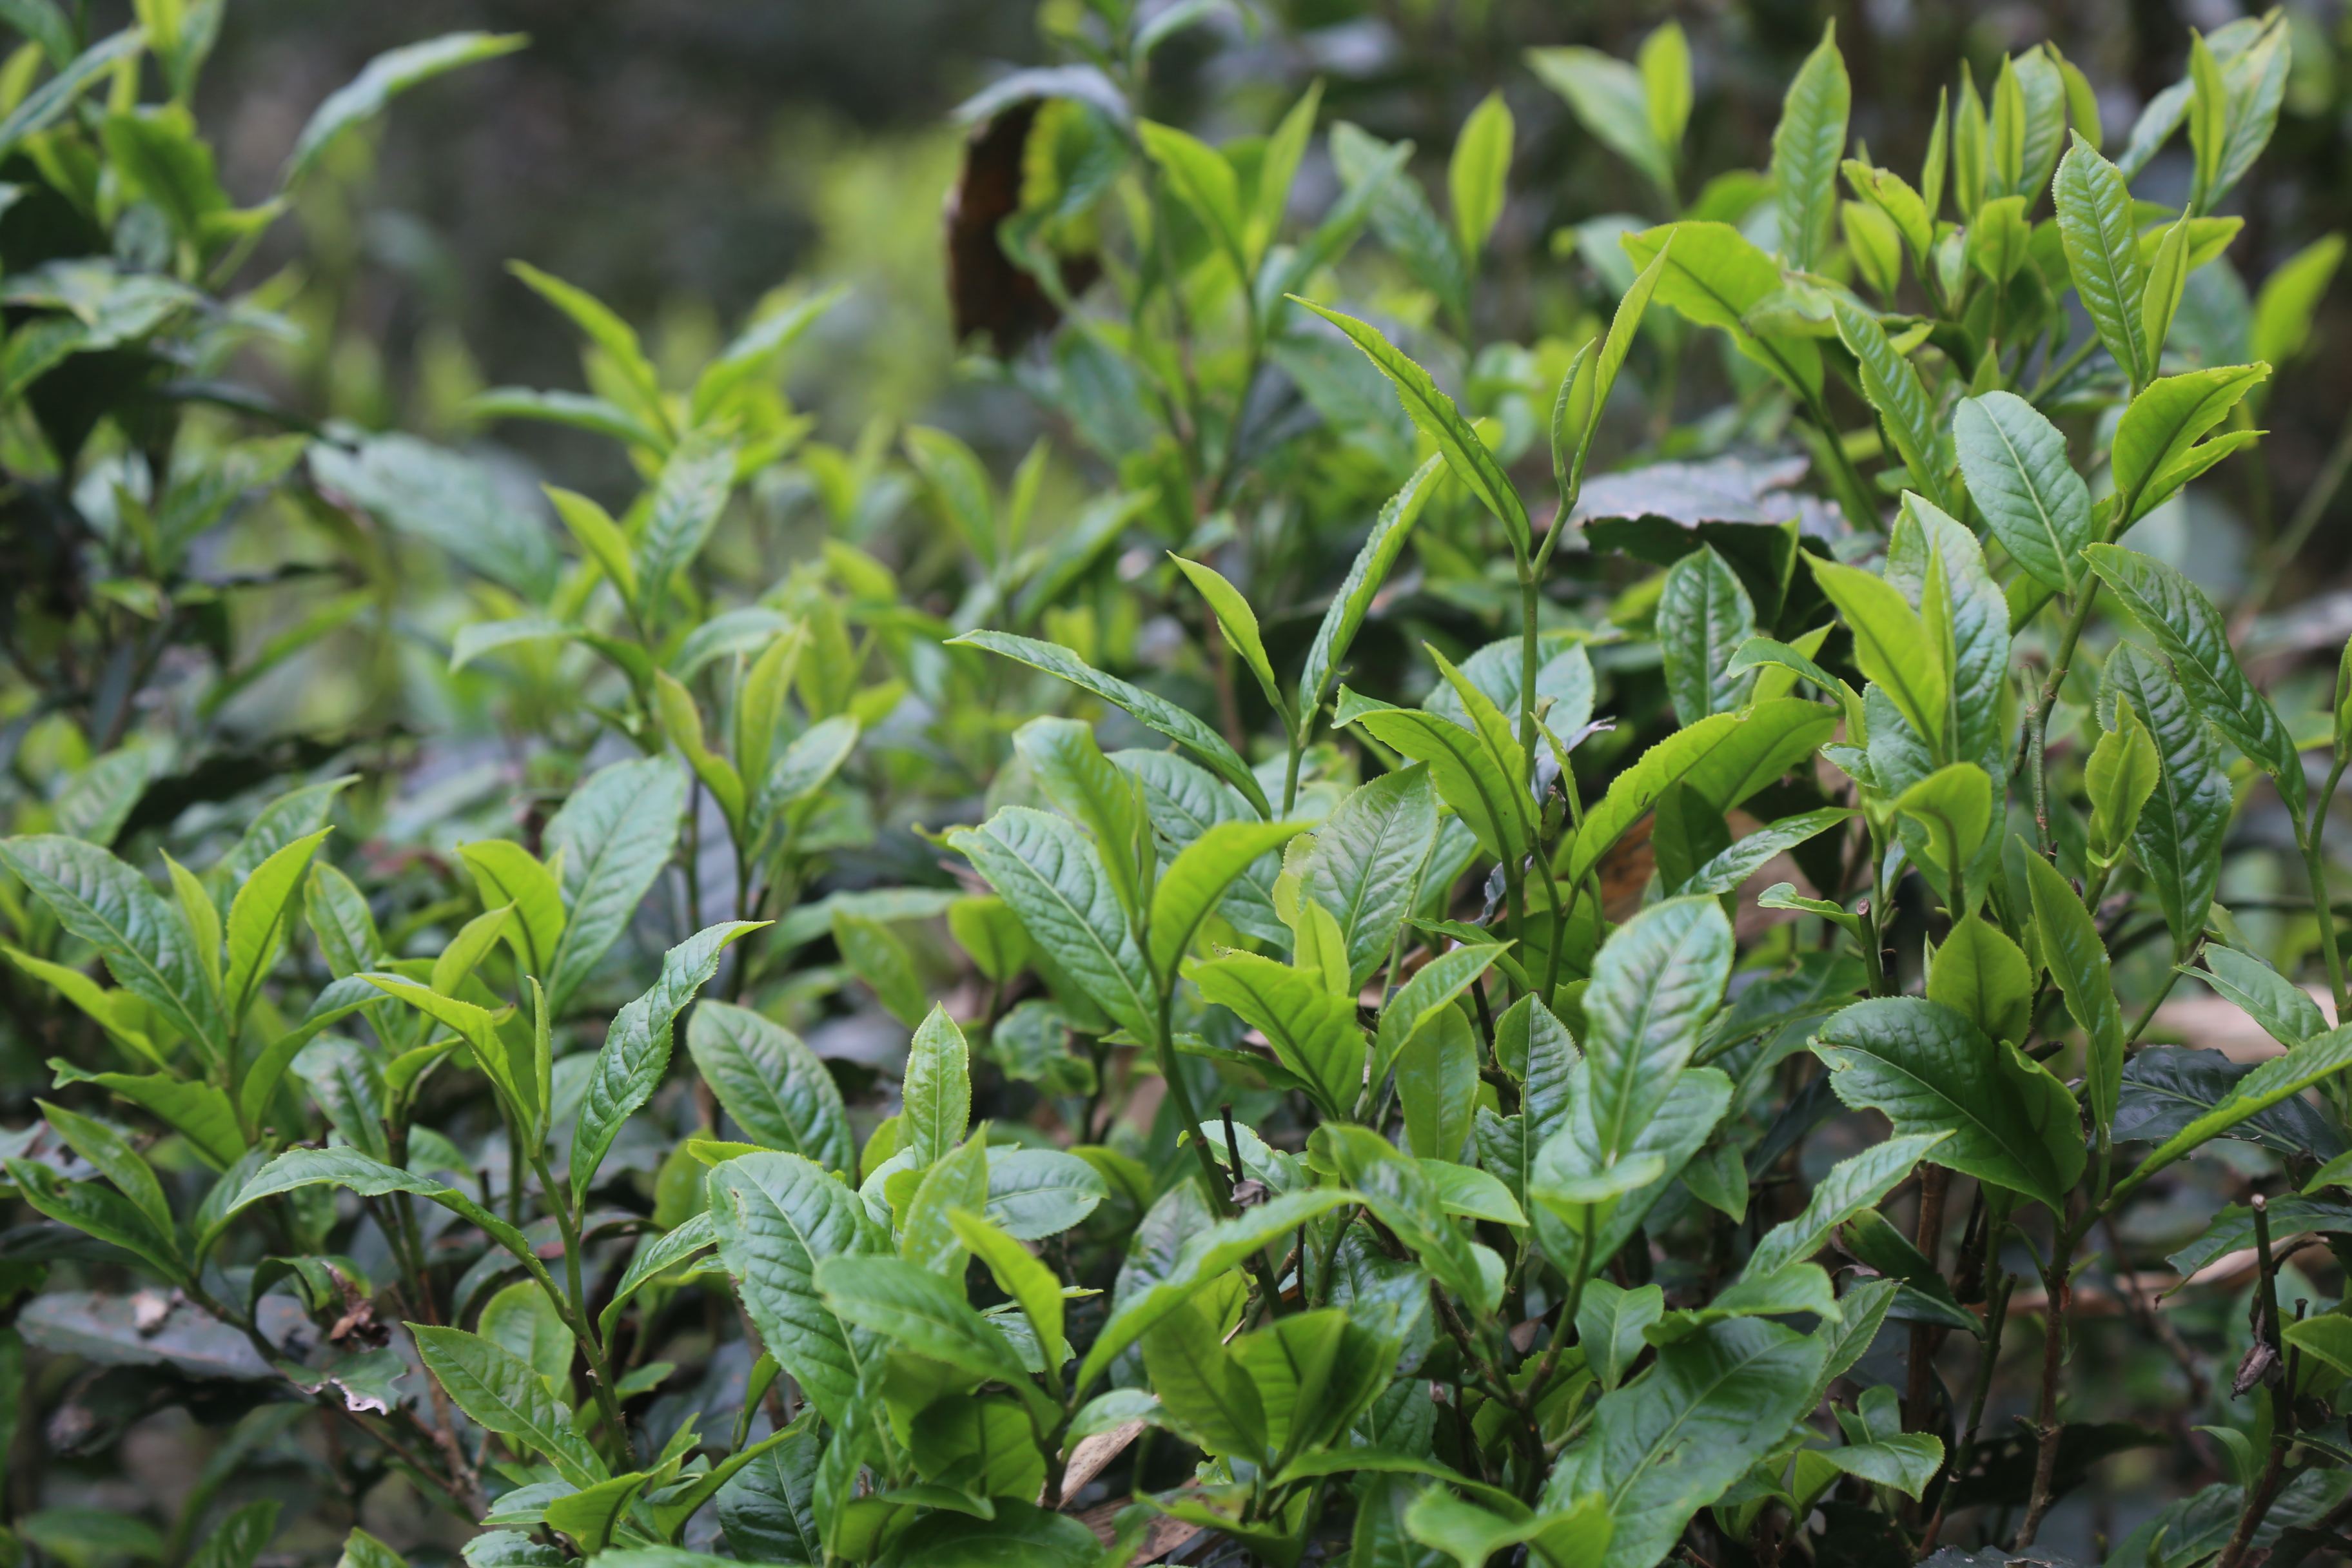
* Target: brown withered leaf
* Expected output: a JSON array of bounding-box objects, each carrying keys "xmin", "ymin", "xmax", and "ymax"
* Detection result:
[
  {"xmin": 326, "ymin": 1263, "xmax": 387, "ymax": 1349},
  {"xmin": 945, "ymin": 100, "xmax": 1098, "ymax": 354},
  {"xmin": 2233, "ymin": 1336, "xmax": 2280, "ymax": 1397}
]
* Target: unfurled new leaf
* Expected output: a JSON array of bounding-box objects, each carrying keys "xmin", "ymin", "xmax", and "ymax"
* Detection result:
[
  {"xmin": 2052, "ymin": 134, "xmax": 2150, "ymax": 387},
  {"xmin": 1772, "ymin": 24, "xmax": 1850, "ymax": 271}
]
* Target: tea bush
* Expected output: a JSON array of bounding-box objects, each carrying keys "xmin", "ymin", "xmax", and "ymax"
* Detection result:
[{"xmin": 3, "ymin": 5, "xmax": 2350, "ymax": 1567}]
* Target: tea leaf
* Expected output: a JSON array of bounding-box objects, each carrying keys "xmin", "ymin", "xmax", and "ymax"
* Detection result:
[
  {"xmin": 1289, "ymin": 299, "xmax": 1533, "ymax": 560},
  {"xmin": 544, "ymin": 758, "xmax": 689, "ymax": 1015},
  {"xmin": 0, "ymin": 836, "xmax": 228, "ymax": 1065},
  {"xmin": 948, "ymin": 808, "xmax": 1157, "ymax": 1041},
  {"xmin": 2052, "ymin": 134, "xmax": 2150, "ymax": 387},
  {"xmin": 687, "ymin": 1003, "xmax": 855, "ymax": 1175},
  {"xmin": 952, "ymin": 631, "xmax": 1269, "ymax": 816},
  {"xmin": 571, "ymin": 921, "xmax": 761, "ymax": 1200},
  {"xmin": 1772, "ymin": 24, "xmax": 1850, "ymax": 271},
  {"xmin": 705, "ymin": 1151, "xmax": 878, "ymax": 1426},
  {"xmin": 1657, "ymin": 546, "xmax": 1758, "ymax": 725},
  {"xmin": 1954, "ymin": 392, "xmax": 2092, "ymax": 596},
  {"xmin": 1813, "ymin": 997, "xmax": 2084, "ymax": 1212},
  {"xmin": 1448, "ymin": 91, "xmax": 1513, "ymax": 262},
  {"xmin": 2083, "ymin": 544, "xmax": 2301, "ymax": 815},
  {"xmin": 412, "ymin": 1326, "xmax": 607, "ymax": 1489}
]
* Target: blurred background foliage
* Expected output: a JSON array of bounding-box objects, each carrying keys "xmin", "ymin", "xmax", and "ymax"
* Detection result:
[
  {"xmin": 193, "ymin": 0, "xmax": 2352, "ymax": 509},
  {"xmin": 171, "ymin": 0, "xmax": 2352, "ymax": 780}
]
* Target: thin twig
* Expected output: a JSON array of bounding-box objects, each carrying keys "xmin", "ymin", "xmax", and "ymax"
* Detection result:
[
  {"xmin": 2218, "ymin": 1197, "xmax": 2295, "ymax": 1568},
  {"xmin": 2012, "ymin": 1252, "xmax": 2072, "ymax": 1548}
]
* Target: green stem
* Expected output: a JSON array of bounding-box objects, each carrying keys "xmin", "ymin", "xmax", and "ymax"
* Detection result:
[
  {"xmin": 2012, "ymin": 1245, "xmax": 2074, "ymax": 1547},
  {"xmin": 1857, "ymin": 819, "xmax": 1892, "ymax": 997},
  {"xmin": 2122, "ymin": 939, "xmax": 2199, "ymax": 1051},
  {"xmin": 2021, "ymin": 584, "xmax": 2104, "ymax": 854},
  {"xmin": 1918, "ymin": 1235, "xmax": 2014, "ymax": 1557},
  {"xmin": 530, "ymin": 1150, "xmax": 631, "ymax": 1455},
  {"xmin": 681, "ymin": 778, "xmax": 707, "ymax": 928},
  {"xmin": 2304, "ymin": 754, "xmax": 2351, "ymax": 1021},
  {"xmin": 1206, "ymin": 282, "xmax": 1266, "ymax": 511},
  {"xmin": 1516, "ymin": 569, "xmax": 1541, "ymax": 796},
  {"xmin": 1539, "ymin": 731, "xmax": 1587, "ymax": 1004}
]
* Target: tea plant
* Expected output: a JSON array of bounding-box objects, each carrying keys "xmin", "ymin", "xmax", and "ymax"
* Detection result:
[{"xmin": 8, "ymin": 5, "xmax": 2352, "ymax": 1568}]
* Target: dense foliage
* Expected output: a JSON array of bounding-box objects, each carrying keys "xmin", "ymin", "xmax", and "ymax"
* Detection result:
[{"xmin": 6, "ymin": 4, "xmax": 2352, "ymax": 1567}]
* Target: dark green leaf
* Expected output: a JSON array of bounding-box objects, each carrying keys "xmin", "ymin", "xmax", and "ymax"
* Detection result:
[
  {"xmin": 2200, "ymin": 946, "xmax": 2329, "ymax": 1050},
  {"xmin": 2115, "ymin": 1046, "xmax": 2344, "ymax": 1160},
  {"xmin": 1527, "ymin": 46, "xmax": 1676, "ymax": 204},
  {"xmin": 1296, "ymin": 458, "xmax": 1444, "ymax": 740},
  {"xmin": 544, "ymin": 758, "xmax": 688, "ymax": 1015},
  {"xmin": 0, "ymin": 28, "xmax": 144, "ymax": 164},
  {"xmin": 2119, "ymin": 1025, "xmax": 2352, "ymax": 1194},
  {"xmin": 1289, "ymin": 299, "xmax": 1532, "ymax": 559},
  {"xmin": 1813, "ymin": 997, "xmax": 2086, "ymax": 1211},
  {"xmin": 1583, "ymin": 896, "xmax": 1732, "ymax": 1167},
  {"xmin": 2023, "ymin": 853, "xmax": 2124, "ymax": 1138},
  {"xmin": 412, "ymin": 1325, "xmax": 607, "ymax": 1488},
  {"xmin": 716, "ymin": 1420, "xmax": 822, "ymax": 1564},
  {"xmin": 901, "ymin": 1004, "xmax": 972, "ymax": 1172},
  {"xmin": 1657, "ymin": 547, "xmax": 1758, "ymax": 725},
  {"xmin": 1545, "ymin": 1318, "xmax": 1827, "ymax": 1566},
  {"xmin": 2052, "ymin": 134, "xmax": 2150, "ymax": 386},
  {"xmin": 2082, "ymin": 544, "xmax": 2301, "ymax": 815},
  {"xmin": 571, "ymin": 922, "xmax": 760, "ymax": 1200},
  {"xmin": 1189, "ymin": 950, "xmax": 1365, "ymax": 1117},
  {"xmin": 1743, "ymin": 1132, "xmax": 1948, "ymax": 1277},
  {"xmin": 1832, "ymin": 299, "xmax": 1953, "ymax": 516},
  {"xmin": 705, "ymin": 1152, "xmax": 878, "ymax": 1426},
  {"xmin": 1340, "ymin": 692, "xmax": 1531, "ymax": 863},
  {"xmin": 1148, "ymin": 819, "xmax": 1308, "ymax": 979},
  {"xmin": 1576, "ymin": 1278, "xmax": 1665, "ymax": 1390},
  {"xmin": 1077, "ymin": 1186, "xmax": 1358, "ymax": 1391},
  {"xmin": 0, "ymin": 836, "xmax": 226, "ymax": 1064},
  {"xmin": 1302, "ymin": 769, "xmax": 1438, "ymax": 992},
  {"xmin": 1672, "ymin": 807, "xmax": 1852, "ymax": 899},
  {"xmin": 814, "ymin": 1254, "xmax": 1044, "ymax": 1413},
  {"xmin": 1927, "ymin": 915, "xmax": 2034, "ymax": 1046},
  {"xmin": 687, "ymin": 1003, "xmax": 854, "ymax": 1175},
  {"xmin": 285, "ymin": 32, "xmax": 526, "ymax": 182},
  {"xmin": 948, "ymin": 808, "xmax": 1157, "ymax": 1041},
  {"xmin": 2110, "ymin": 366, "xmax": 2271, "ymax": 522}
]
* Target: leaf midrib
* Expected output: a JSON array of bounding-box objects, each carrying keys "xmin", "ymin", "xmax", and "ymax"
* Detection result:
[
  {"xmin": 1974, "ymin": 402, "xmax": 2077, "ymax": 587},
  {"xmin": 977, "ymin": 816, "xmax": 1155, "ymax": 1036}
]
